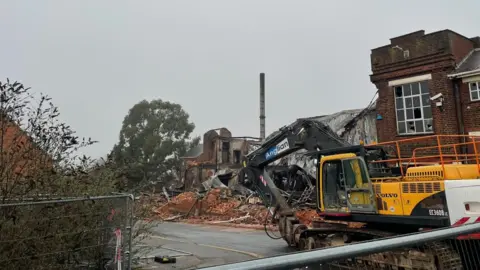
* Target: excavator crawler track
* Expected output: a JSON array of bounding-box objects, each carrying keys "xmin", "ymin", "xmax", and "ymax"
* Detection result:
[{"xmin": 297, "ymin": 226, "xmax": 464, "ymax": 270}]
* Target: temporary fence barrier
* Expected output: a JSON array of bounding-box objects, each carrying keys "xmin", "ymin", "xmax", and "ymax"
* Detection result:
[
  {"xmin": 0, "ymin": 194, "xmax": 134, "ymax": 270},
  {"xmin": 199, "ymin": 222, "xmax": 480, "ymax": 270}
]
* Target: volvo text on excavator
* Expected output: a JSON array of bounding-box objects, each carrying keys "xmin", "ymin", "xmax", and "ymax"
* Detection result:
[{"xmin": 238, "ymin": 118, "xmax": 480, "ymax": 269}]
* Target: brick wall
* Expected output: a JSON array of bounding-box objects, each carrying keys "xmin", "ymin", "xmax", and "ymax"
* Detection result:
[
  {"xmin": 0, "ymin": 121, "xmax": 51, "ymax": 177},
  {"xmin": 197, "ymin": 130, "xmax": 218, "ymax": 162},
  {"xmin": 459, "ymin": 81, "xmax": 480, "ymax": 132},
  {"xmin": 450, "ymin": 32, "xmax": 474, "ymax": 63},
  {"xmin": 430, "ymin": 69, "xmax": 459, "ymax": 135},
  {"xmin": 370, "ymin": 30, "xmax": 475, "ymax": 148},
  {"xmin": 193, "ymin": 128, "xmax": 254, "ymax": 166}
]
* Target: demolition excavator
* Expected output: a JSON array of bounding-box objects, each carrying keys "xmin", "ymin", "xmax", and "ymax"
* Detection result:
[{"xmin": 238, "ymin": 118, "xmax": 480, "ymax": 269}]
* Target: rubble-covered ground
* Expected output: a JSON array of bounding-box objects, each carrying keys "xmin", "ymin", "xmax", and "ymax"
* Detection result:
[
  {"xmin": 145, "ymin": 188, "xmax": 322, "ymax": 230},
  {"xmin": 149, "ymin": 105, "xmax": 377, "ymax": 232}
]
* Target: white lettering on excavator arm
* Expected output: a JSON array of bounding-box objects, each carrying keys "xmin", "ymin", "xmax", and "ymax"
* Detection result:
[{"xmin": 265, "ymin": 138, "xmax": 290, "ymax": 160}]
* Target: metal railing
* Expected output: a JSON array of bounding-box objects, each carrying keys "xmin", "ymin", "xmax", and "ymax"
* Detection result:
[
  {"xmin": 367, "ymin": 134, "xmax": 480, "ymax": 176},
  {"xmin": 0, "ymin": 194, "xmax": 134, "ymax": 270},
  {"xmin": 200, "ymin": 222, "xmax": 480, "ymax": 270}
]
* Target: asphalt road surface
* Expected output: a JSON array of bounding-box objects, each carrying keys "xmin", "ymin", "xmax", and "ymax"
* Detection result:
[
  {"xmin": 135, "ymin": 222, "xmax": 293, "ymax": 269},
  {"xmin": 152, "ymin": 222, "xmax": 292, "ymax": 257}
]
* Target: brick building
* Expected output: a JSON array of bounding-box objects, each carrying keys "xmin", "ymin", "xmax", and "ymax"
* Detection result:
[
  {"xmin": 181, "ymin": 127, "xmax": 261, "ymax": 189},
  {"xmin": 370, "ymin": 30, "xmax": 480, "ymax": 151},
  {"xmin": 183, "ymin": 128, "xmax": 261, "ymax": 167}
]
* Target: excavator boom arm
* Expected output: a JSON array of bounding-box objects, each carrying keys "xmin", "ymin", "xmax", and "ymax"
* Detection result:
[
  {"xmin": 246, "ymin": 119, "xmax": 348, "ymax": 167},
  {"xmin": 239, "ymin": 118, "xmax": 349, "ymax": 218}
]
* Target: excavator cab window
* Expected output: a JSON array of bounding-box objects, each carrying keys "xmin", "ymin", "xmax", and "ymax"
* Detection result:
[
  {"xmin": 320, "ymin": 157, "xmax": 377, "ymax": 214},
  {"xmin": 342, "ymin": 158, "xmax": 370, "ymax": 188},
  {"xmin": 341, "ymin": 157, "xmax": 377, "ymax": 214},
  {"xmin": 321, "ymin": 160, "xmax": 348, "ymax": 212}
]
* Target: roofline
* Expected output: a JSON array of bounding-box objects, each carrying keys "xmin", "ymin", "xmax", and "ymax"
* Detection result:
[
  {"xmin": 303, "ymin": 115, "xmax": 328, "ymax": 119},
  {"xmin": 447, "ymin": 68, "xmax": 480, "ymax": 79},
  {"xmin": 440, "ymin": 29, "xmax": 473, "ymax": 44},
  {"xmin": 371, "ymin": 29, "xmax": 474, "ymax": 53},
  {"xmin": 455, "ymin": 49, "xmax": 477, "ymax": 69},
  {"xmin": 390, "ymin": 30, "xmax": 425, "ymax": 41},
  {"xmin": 371, "ymin": 29, "xmax": 457, "ymax": 52}
]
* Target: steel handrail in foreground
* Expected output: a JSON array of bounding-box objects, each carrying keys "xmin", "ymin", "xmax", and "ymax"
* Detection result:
[{"xmin": 199, "ymin": 222, "xmax": 480, "ymax": 270}]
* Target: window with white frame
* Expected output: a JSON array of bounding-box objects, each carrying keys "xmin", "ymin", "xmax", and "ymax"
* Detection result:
[
  {"xmin": 394, "ymin": 81, "xmax": 433, "ymax": 135},
  {"xmin": 470, "ymin": 82, "xmax": 480, "ymax": 101}
]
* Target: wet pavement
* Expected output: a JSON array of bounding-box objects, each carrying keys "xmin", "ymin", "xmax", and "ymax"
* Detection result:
[{"xmin": 133, "ymin": 222, "xmax": 293, "ymax": 269}]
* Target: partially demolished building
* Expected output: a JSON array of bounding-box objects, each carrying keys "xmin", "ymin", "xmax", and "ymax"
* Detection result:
[
  {"xmin": 182, "ymin": 127, "xmax": 262, "ymax": 190},
  {"xmin": 278, "ymin": 102, "xmax": 377, "ymax": 179}
]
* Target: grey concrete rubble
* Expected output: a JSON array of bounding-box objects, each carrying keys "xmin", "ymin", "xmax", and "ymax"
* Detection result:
[
  {"xmin": 201, "ymin": 170, "xmax": 229, "ymax": 190},
  {"xmin": 278, "ymin": 102, "xmax": 377, "ymax": 178}
]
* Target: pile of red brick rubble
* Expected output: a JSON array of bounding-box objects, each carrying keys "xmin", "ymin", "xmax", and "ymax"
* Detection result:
[{"xmin": 149, "ymin": 188, "xmax": 322, "ymax": 229}]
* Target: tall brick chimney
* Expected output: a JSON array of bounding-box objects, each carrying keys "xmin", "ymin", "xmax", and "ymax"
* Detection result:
[{"xmin": 259, "ymin": 73, "xmax": 266, "ymax": 141}]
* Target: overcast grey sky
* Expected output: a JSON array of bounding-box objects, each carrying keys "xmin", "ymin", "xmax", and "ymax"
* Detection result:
[{"xmin": 1, "ymin": 1, "xmax": 479, "ymax": 159}]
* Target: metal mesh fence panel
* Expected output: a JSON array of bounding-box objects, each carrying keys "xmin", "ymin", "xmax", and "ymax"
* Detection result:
[
  {"xmin": 0, "ymin": 194, "xmax": 134, "ymax": 270},
  {"xmin": 324, "ymin": 238, "xmax": 480, "ymax": 270},
  {"xmin": 200, "ymin": 223, "xmax": 480, "ymax": 270}
]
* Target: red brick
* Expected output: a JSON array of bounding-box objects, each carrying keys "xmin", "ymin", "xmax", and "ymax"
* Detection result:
[
  {"xmin": 0, "ymin": 121, "xmax": 51, "ymax": 177},
  {"xmin": 370, "ymin": 29, "xmax": 477, "ymax": 150},
  {"xmin": 459, "ymin": 81, "xmax": 480, "ymax": 132}
]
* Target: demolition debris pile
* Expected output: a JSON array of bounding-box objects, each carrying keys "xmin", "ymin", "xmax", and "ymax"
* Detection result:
[{"xmin": 152, "ymin": 188, "xmax": 322, "ymax": 228}]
